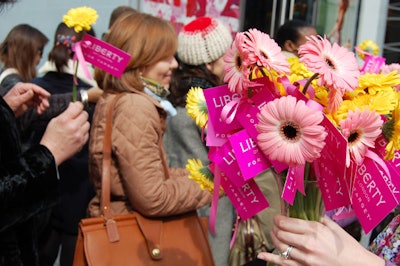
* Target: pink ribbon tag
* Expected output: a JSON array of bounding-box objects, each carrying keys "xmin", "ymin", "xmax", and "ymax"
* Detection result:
[
  {"xmin": 228, "ymin": 129, "xmax": 271, "ymax": 181},
  {"xmin": 208, "ymin": 163, "xmax": 222, "ymax": 235},
  {"xmin": 372, "ymin": 135, "xmax": 400, "ymax": 202},
  {"xmin": 205, "ymin": 119, "xmax": 229, "ymax": 147},
  {"xmin": 203, "ymin": 84, "xmax": 243, "ymax": 135},
  {"xmin": 313, "ymin": 115, "xmax": 350, "ymax": 211},
  {"xmin": 213, "ymin": 141, "xmax": 245, "ymax": 187},
  {"xmin": 325, "ymin": 206, "xmax": 357, "ymax": 227},
  {"xmin": 281, "ymin": 165, "xmax": 305, "ymax": 205},
  {"xmin": 208, "ymin": 146, "xmax": 219, "ymax": 163},
  {"xmin": 290, "ymin": 87, "xmax": 324, "ymax": 112},
  {"xmin": 278, "ymin": 76, "xmax": 298, "ymax": 95},
  {"xmin": 345, "ymin": 160, "xmax": 358, "ymax": 198},
  {"xmin": 253, "ymin": 76, "xmax": 281, "ymax": 98},
  {"xmin": 332, "ymin": 206, "xmax": 356, "ymax": 222},
  {"xmin": 360, "ymin": 55, "xmax": 386, "ymax": 74},
  {"xmin": 79, "ymin": 34, "xmax": 131, "ymax": 77},
  {"xmin": 72, "ymin": 40, "xmax": 93, "ymax": 83},
  {"xmin": 352, "ymin": 157, "xmax": 398, "ymax": 233},
  {"xmin": 281, "ymin": 168, "xmax": 298, "ymax": 205},
  {"xmin": 235, "ymin": 86, "xmax": 277, "ymax": 140},
  {"xmin": 293, "ymin": 79, "xmax": 316, "ymax": 99},
  {"xmin": 229, "ymin": 215, "xmax": 240, "ymax": 249},
  {"xmin": 220, "ymin": 170, "xmax": 269, "ymax": 220}
]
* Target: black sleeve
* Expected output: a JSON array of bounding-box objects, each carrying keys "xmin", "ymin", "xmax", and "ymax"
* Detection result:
[
  {"xmin": 0, "ymin": 74, "xmax": 24, "ymax": 96},
  {"xmin": 0, "ymin": 146, "xmax": 59, "ymax": 233}
]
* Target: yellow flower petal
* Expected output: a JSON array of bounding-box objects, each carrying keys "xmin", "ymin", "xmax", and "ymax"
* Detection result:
[
  {"xmin": 186, "ymin": 87, "xmax": 208, "ymax": 128},
  {"xmin": 62, "ymin": 6, "xmax": 98, "ymax": 33},
  {"xmin": 186, "ymin": 159, "xmax": 223, "ymax": 194}
]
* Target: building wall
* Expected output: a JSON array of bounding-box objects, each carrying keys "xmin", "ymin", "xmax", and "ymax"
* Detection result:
[
  {"xmin": 0, "ymin": 0, "xmax": 391, "ymax": 69},
  {"xmin": 356, "ymin": 0, "xmax": 389, "ymax": 56}
]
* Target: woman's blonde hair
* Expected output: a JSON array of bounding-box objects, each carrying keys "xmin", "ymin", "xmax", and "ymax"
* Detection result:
[{"xmin": 95, "ymin": 12, "xmax": 178, "ymax": 93}]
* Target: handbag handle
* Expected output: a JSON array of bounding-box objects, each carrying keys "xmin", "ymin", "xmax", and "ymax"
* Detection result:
[
  {"xmin": 101, "ymin": 93, "xmax": 123, "ymax": 219},
  {"xmin": 99, "ymin": 93, "xmax": 124, "ymax": 242}
]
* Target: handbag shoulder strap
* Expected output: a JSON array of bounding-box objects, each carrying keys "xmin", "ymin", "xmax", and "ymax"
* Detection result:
[{"xmin": 101, "ymin": 93, "xmax": 124, "ymax": 219}]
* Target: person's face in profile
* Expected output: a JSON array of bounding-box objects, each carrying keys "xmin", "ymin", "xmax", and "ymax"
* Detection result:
[
  {"xmin": 142, "ymin": 56, "xmax": 178, "ymax": 90},
  {"xmin": 293, "ymin": 26, "xmax": 318, "ymax": 56},
  {"xmin": 284, "ymin": 26, "xmax": 318, "ymax": 57},
  {"xmin": 296, "ymin": 26, "xmax": 318, "ymax": 47}
]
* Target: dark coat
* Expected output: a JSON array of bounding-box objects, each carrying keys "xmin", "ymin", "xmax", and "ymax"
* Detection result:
[
  {"xmin": 0, "ymin": 96, "xmax": 59, "ymax": 265},
  {"xmin": 0, "ymin": 73, "xmax": 23, "ymax": 94},
  {"xmin": 30, "ymin": 72, "xmax": 95, "ymax": 235}
]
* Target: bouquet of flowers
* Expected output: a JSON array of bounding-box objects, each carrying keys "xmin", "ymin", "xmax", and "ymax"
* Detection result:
[{"xmin": 186, "ymin": 28, "xmax": 400, "ymax": 234}]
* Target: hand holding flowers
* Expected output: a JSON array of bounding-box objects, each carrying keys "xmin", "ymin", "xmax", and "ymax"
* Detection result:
[{"xmin": 62, "ymin": 6, "xmax": 98, "ymax": 102}]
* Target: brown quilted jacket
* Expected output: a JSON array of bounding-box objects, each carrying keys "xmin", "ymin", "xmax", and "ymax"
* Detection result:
[{"xmin": 88, "ymin": 91, "xmax": 211, "ymax": 218}]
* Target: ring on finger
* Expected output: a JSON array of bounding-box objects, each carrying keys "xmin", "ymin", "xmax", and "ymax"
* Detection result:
[{"xmin": 280, "ymin": 245, "xmax": 294, "ymax": 260}]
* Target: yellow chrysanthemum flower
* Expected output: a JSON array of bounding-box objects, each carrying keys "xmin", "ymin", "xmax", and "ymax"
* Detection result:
[
  {"xmin": 312, "ymin": 85, "xmax": 329, "ymax": 108},
  {"xmin": 332, "ymin": 100, "xmax": 352, "ymax": 124},
  {"xmin": 358, "ymin": 72, "xmax": 400, "ymax": 95},
  {"xmin": 287, "ymin": 57, "xmax": 314, "ymax": 81},
  {"xmin": 384, "ymin": 97, "xmax": 400, "ymax": 160},
  {"xmin": 341, "ymin": 72, "xmax": 398, "ymax": 116},
  {"xmin": 357, "ymin": 39, "xmax": 379, "ymax": 60},
  {"xmin": 186, "ymin": 159, "xmax": 223, "ymax": 194},
  {"xmin": 186, "ymin": 87, "xmax": 208, "ymax": 129},
  {"xmin": 336, "ymin": 92, "xmax": 395, "ymax": 121},
  {"xmin": 63, "ymin": 6, "xmax": 98, "ymax": 33}
]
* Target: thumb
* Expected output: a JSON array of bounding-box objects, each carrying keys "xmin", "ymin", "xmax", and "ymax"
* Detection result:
[
  {"xmin": 18, "ymin": 88, "xmax": 34, "ymax": 103},
  {"xmin": 61, "ymin": 102, "xmax": 84, "ymax": 119}
]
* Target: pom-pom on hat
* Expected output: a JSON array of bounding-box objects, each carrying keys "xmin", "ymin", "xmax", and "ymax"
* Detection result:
[{"xmin": 177, "ymin": 17, "xmax": 232, "ymax": 66}]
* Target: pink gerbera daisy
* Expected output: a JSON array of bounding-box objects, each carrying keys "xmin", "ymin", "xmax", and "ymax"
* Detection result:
[
  {"xmin": 327, "ymin": 88, "xmax": 344, "ymax": 113},
  {"xmin": 340, "ymin": 109, "xmax": 383, "ymax": 166},
  {"xmin": 256, "ymin": 95, "xmax": 327, "ymax": 166},
  {"xmin": 223, "ymin": 32, "xmax": 258, "ymax": 94},
  {"xmin": 241, "ymin": 28, "xmax": 290, "ymax": 74},
  {"xmin": 298, "ymin": 35, "xmax": 360, "ymax": 94}
]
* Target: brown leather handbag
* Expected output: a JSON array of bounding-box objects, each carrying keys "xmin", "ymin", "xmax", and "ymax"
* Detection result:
[
  {"xmin": 229, "ymin": 215, "xmax": 270, "ymax": 266},
  {"xmin": 73, "ymin": 93, "xmax": 214, "ymax": 266}
]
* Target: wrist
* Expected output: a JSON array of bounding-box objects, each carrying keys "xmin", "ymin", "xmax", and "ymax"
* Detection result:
[{"xmin": 79, "ymin": 89, "xmax": 88, "ymax": 107}]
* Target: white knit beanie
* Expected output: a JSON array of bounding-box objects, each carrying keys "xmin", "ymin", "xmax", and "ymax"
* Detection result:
[{"xmin": 177, "ymin": 17, "xmax": 232, "ymax": 66}]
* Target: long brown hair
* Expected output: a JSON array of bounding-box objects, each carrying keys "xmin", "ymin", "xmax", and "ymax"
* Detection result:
[
  {"xmin": 95, "ymin": 12, "xmax": 177, "ymax": 93},
  {"xmin": 0, "ymin": 24, "xmax": 48, "ymax": 81},
  {"xmin": 168, "ymin": 60, "xmax": 220, "ymax": 107},
  {"xmin": 48, "ymin": 22, "xmax": 95, "ymax": 73}
]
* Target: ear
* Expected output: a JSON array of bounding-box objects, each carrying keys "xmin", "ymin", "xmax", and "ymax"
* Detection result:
[
  {"xmin": 283, "ymin": 40, "xmax": 298, "ymax": 53},
  {"xmin": 206, "ymin": 62, "xmax": 213, "ymax": 72}
]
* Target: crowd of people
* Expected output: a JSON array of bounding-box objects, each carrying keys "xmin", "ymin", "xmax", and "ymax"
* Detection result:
[{"xmin": 0, "ymin": 0, "xmax": 398, "ymax": 265}]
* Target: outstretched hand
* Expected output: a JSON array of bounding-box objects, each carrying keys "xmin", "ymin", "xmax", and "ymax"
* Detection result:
[
  {"xmin": 3, "ymin": 82, "xmax": 50, "ymax": 117},
  {"xmin": 257, "ymin": 214, "xmax": 385, "ymax": 266}
]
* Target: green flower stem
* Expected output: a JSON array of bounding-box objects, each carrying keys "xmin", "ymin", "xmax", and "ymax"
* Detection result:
[
  {"xmin": 288, "ymin": 162, "xmax": 322, "ymax": 221},
  {"xmin": 302, "ymin": 73, "xmax": 319, "ymax": 95},
  {"xmin": 72, "ymin": 62, "xmax": 79, "ymax": 102},
  {"xmin": 306, "ymin": 182, "xmax": 317, "ymax": 221},
  {"xmin": 273, "ymin": 170, "xmax": 288, "ymax": 216},
  {"xmin": 292, "ymin": 191, "xmax": 308, "ymax": 220},
  {"xmin": 314, "ymin": 189, "xmax": 322, "ymax": 220}
]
